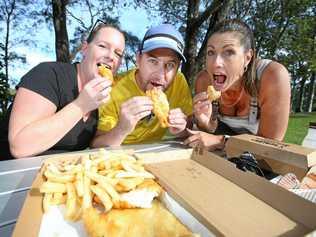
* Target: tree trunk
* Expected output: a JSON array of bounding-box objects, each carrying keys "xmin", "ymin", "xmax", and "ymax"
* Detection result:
[
  {"xmin": 295, "ymin": 77, "xmax": 306, "ymax": 113},
  {"xmin": 182, "ymin": 0, "xmax": 231, "ymax": 87},
  {"xmin": 307, "ymin": 72, "xmax": 316, "ymax": 112},
  {"xmin": 182, "ymin": 0, "xmax": 200, "ymax": 87},
  {"xmin": 2, "ymin": 0, "xmax": 16, "ymax": 115},
  {"xmin": 290, "ymin": 78, "xmax": 297, "ymax": 113},
  {"xmin": 52, "ymin": 0, "xmax": 70, "ymax": 62}
]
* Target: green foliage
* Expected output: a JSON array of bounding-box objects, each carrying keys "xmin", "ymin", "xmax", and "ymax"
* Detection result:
[{"xmin": 284, "ymin": 112, "xmax": 316, "ymax": 144}]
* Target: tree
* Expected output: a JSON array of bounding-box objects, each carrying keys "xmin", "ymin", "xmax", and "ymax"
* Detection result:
[
  {"xmin": 65, "ymin": 1, "xmax": 140, "ymax": 69},
  {"xmin": 52, "ymin": 0, "xmax": 70, "ymax": 62},
  {"xmin": 0, "ymin": 0, "xmax": 32, "ymax": 116}
]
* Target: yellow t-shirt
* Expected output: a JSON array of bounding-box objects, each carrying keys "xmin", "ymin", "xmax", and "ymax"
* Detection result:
[{"xmin": 98, "ymin": 68, "xmax": 193, "ymax": 144}]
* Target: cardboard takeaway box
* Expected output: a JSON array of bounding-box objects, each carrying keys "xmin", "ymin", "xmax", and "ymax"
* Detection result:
[
  {"xmin": 225, "ymin": 134, "xmax": 316, "ymax": 179},
  {"xmin": 13, "ymin": 147, "xmax": 316, "ymax": 237}
]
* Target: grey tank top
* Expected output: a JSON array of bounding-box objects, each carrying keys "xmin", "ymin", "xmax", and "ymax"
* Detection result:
[{"xmin": 216, "ymin": 59, "xmax": 272, "ymax": 134}]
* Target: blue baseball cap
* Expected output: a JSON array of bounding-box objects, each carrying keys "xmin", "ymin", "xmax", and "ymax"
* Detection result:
[{"xmin": 140, "ymin": 24, "xmax": 186, "ymax": 62}]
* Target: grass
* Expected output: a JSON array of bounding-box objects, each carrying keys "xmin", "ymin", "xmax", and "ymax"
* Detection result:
[{"xmin": 284, "ymin": 112, "xmax": 316, "ymax": 145}]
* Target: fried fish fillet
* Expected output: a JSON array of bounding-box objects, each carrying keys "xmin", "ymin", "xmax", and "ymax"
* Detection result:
[
  {"xmin": 98, "ymin": 64, "xmax": 114, "ymax": 84},
  {"xmin": 83, "ymin": 200, "xmax": 193, "ymax": 237},
  {"xmin": 207, "ymin": 85, "xmax": 221, "ymax": 101},
  {"xmin": 300, "ymin": 166, "xmax": 316, "ymax": 189},
  {"xmin": 114, "ymin": 179, "xmax": 162, "ymax": 209},
  {"xmin": 146, "ymin": 87, "xmax": 169, "ymax": 128}
]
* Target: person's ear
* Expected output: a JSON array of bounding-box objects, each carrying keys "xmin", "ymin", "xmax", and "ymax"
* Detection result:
[
  {"xmin": 136, "ymin": 52, "xmax": 141, "ymax": 68},
  {"xmin": 81, "ymin": 41, "xmax": 89, "ymax": 58}
]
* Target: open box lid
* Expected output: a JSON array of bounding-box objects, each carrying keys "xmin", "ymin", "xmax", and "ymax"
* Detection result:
[{"xmin": 145, "ymin": 146, "xmax": 316, "ymax": 237}]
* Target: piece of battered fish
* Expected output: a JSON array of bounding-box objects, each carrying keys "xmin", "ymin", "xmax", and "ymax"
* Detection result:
[
  {"xmin": 98, "ymin": 64, "xmax": 114, "ymax": 85},
  {"xmin": 83, "ymin": 200, "xmax": 193, "ymax": 237},
  {"xmin": 146, "ymin": 87, "xmax": 169, "ymax": 128},
  {"xmin": 207, "ymin": 85, "xmax": 221, "ymax": 101}
]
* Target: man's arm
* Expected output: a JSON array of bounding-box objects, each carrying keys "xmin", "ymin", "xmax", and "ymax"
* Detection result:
[
  {"xmin": 91, "ymin": 126, "xmax": 130, "ymax": 147},
  {"xmin": 91, "ymin": 96, "xmax": 153, "ymax": 147}
]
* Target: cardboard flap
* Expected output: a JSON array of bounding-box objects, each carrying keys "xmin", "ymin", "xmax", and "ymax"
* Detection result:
[
  {"xmin": 12, "ymin": 172, "xmax": 43, "ymax": 237},
  {"xmin": 225, "ymin": 134, "xmax": 316, "ymax": 169},
  {"xmin": 191, "ymin": 147, "xmax": 316, "ymax": 228},
  {"xmin": 146, "ymin": 147, "xmax": 316, "ymax": 237}
]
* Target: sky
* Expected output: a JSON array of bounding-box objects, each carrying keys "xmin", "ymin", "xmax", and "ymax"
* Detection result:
[{"xmin": 8, "ymin": 4, "xmax": 161, "ymax": 86}]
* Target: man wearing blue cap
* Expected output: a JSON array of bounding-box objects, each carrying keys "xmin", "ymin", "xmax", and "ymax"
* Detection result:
[{"xmin": 91, "ymin": 24, "xmax": 193, "ymax": 146}]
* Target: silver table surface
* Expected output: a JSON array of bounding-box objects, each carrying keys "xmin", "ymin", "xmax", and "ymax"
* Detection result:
[{"xmin": 0, "ymin": 141, "xmax": 187, "ymax": 237}]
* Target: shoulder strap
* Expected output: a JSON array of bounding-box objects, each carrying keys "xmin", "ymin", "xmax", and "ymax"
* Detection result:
[
  {"xmin": 256, "ymin": 59, "xmax": 272, "ymax": 81},
  {"xmin": 249, "ymin": 97, "xmax": 258, "ymax": 124}
]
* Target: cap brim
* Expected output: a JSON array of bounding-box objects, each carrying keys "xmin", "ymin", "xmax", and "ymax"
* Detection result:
[{"xmin": 142, "ymin": 42, "xmax": 186, "ymax": 62}]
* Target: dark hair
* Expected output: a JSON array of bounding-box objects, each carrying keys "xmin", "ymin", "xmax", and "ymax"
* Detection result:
[
  {"xmin": 210, "ymin": 19, "xmax": 257, "ymax": 97},
  {"xmin": 86, "ymin": 19, "xmax": 124, "ymax": 44}
]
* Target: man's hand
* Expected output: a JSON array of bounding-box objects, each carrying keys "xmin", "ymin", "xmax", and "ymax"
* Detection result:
[
  {"xmin": 117, "ymin": 96, "xmax": 153, "ymax": 134},
  {"xmin": 74, "ymin": 76, "xmax": 112, "ymax": 115},
  {"xmin": 168, "ymin": 108, "xmax": 187, "ymax": 135},
  {"xmin": 193, "ymin": 92, "xmax": 213, "ymax": 130}
]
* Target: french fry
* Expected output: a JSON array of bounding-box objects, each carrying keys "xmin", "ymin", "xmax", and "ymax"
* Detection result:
[
  {"xmin": 44, "ymin": 169, "xmax": 76, "ymax": 183},
  {"xmin": 117, "ymin": 177, "xmax": 145, "ymax": 191},
  {"xmin": 121, "ymin": 160, "xmax": 145, "ymax": 172},
  {"xmin": 93, "ymin": 194, "xmax": 102, "ymax": 204},
  {"xmin": 86, "ymin": 171, "xmax": 118, "ymax": 186},
  {"xmin": 40, "ymin": 181, "xmax": 67, "ymax": 193},
  {"xmin": 63, "ymin": 164, "xmax": 82, "ymax": 174},
  {"xmin": 90, "ymin": 185, "xmax": 113, "ymax": 212},
  {"xmin": 87, "ymin": 171, "xmax": 120, "ymax": 202},
  {"xmin": 82, "ymin": 172, "xmax": 92, "ymax": 209},
  {"xmin": 75, "ymin": 171, "xmax": 84, "ymax": 197},
  {"xmin": 105, "ymin": 170, "xmax": 122, "ymax": 178},
  {"xmin": 51, "ymin": 192, "xmax": 66, "ymax": 205},
  {"xmin": 115, "ymin": 170, "xmax": 155, "ymax": 179},
  {"xmin": 43, "ymin": 193, "xmax": 53, "ymax": 213},
  {"xmin": 65, "ymin": 183, "xmax": 77, "ymax": 220}
]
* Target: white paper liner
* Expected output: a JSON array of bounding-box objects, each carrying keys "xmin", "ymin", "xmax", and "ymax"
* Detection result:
[
  {"xmin": 160, "ymin": 192, "xmax": 215, "ymax": 237},
  {"xmin": 289, "ymin": 189, "xmax": 316, "ymax": 204},
  {"xmin": 38, "ymin": 205, "xmax": 87, "ymax": 237},
  {"xmin": 38, "ymin": 192, "xmax": 213, "ymax": 237},
  {"xmin": 270, "ymin": 176, "xmax": 316, "ymax": 204}
]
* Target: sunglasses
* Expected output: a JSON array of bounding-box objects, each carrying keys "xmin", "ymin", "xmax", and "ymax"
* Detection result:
[{"xmin": 86, "ymin": 19, "xmax": 107, "ymax": 42}]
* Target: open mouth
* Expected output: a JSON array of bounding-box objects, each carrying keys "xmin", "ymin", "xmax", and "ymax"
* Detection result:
[
  {"xmin": 150, "ymin": 81, "xmax": 164, "ymax": 89},
  {"xmin": 213, "ymin": 74, "xmax": 226, "ymax": 89},
  {"xmin": 97, "ymin": 62, "xmax": 112, "ymax": 70}
]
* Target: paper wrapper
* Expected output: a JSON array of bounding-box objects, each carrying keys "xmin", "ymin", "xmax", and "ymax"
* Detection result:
[
  {"xmin": 270, "ymin": 175, "xmax": 316, "ymax": 204},
  {"xmin": 38, "ymin": 192, "xmax": 213, "ymax": 237}
]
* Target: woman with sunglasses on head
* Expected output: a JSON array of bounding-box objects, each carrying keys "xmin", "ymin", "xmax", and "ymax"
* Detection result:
[
  {"xmin": 0, "ymin": 22, "xmax": 125, "ymax": 159},
  {"xmin": 184, "ymin": 19, "xmax": 291, "ymax": 150}
]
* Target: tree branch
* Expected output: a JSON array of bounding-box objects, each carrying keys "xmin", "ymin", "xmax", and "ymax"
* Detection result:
[{"xmin": 192, "ymin": 0, "xmax": 223, "ymax": 29}]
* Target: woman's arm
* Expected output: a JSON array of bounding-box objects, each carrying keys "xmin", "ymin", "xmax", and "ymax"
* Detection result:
[
  {"xmin": 8, "ymin": 88, "xmax": 84, "ymax": 158},
  {"xmin": 9, "ymin": 76, "xmax": 111, "ymax": 158},
  {"xmin": 257, "ymin": 61, "xmax": 291, "ymax": 141}
]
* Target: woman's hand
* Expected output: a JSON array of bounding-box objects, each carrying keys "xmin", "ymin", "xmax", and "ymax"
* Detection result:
[
  {"xmin": 193, "ymin": 92, "xmax": 213, "ymax": 130},
  {"xmin": 184, "ymin": 129, "xmax": 224, "ymax": 151},
  {"xmin": 74, "ymin": 77, "xmax": 112, "ymax": 115}
]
